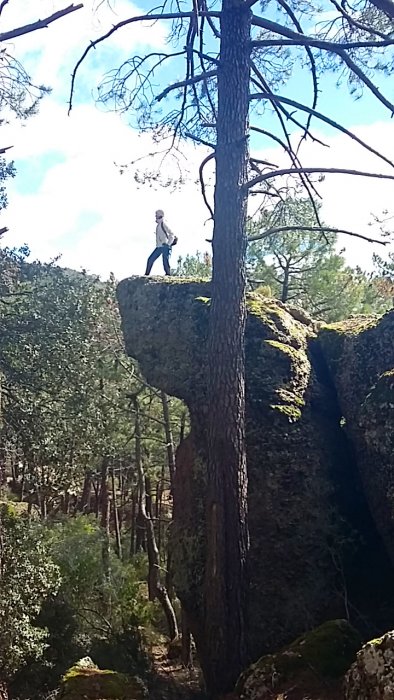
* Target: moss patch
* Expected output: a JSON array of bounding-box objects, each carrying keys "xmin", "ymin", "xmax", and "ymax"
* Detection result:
[
  {"xmin": 61, "ymin": 665, "xmax": 146, "ymax": 700},
  {"xmin": 236, "ymin": 620, "xmax": 361, "ymax": 700}
]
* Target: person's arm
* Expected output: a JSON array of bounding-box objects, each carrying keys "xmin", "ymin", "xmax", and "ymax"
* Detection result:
[{"xmin": 161, "ymin": 221, "xmax": 174, "ymax": 246}]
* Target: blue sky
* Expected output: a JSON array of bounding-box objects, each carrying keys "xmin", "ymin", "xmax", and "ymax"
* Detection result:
[{"xmin": 1, "ymin": 0, "xmax": 393, "ymax": 279}]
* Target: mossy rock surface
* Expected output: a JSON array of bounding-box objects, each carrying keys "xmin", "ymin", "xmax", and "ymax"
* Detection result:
[
  {"xmin": 61, "ymin": 662, "xmax": 146, "ymax": 700},
  {"xmin": 319, "ymin": 311, "xmax": 394, "ymax": 566},
  {"xmin": 236, "ymin": 620, "xmax": 361, "ymax": 700},
  {"xmin": 117, "ymin": 278, "xmax": 393, "ymax": 671}
]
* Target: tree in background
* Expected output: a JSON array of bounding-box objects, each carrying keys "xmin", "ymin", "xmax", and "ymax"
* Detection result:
[
  {"xmin": 0, "ymin": 505, "xmax": 60, "ymax": 700},
  {"xmin": 175, "ymin": 251, "xmax": 212, "ymax": 278},
  {"xmin": 247, "ymin": 198, "xmax": 392, "ymax": 321}
]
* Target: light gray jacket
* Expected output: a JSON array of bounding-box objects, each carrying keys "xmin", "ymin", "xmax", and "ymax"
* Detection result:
[{"xmin": 155, "ymin": 220, "xmax": 175, "ymax": 247}]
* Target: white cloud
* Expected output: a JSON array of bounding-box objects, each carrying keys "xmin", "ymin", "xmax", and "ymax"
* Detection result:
[{"xmin": 1, "ymin": 1, "xmax": 393, "ymax": 279}]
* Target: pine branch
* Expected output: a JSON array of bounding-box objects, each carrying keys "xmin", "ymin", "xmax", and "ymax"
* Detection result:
[
  {"xmin": 246, "ymin": 167, "xmax": 394, "ymax": 191},
  {"xmin": 68, "ymin": 9, "xmax": 221, "ymax": 113},
  {"xmin": 247, "ymin": 222, "xmax": 390, "ymax": 246},
  {"xmin": 156, "ymin": 69, "xmax": 217, "ymax": 101},
  {"xmin": 249, "ymin": 91, "xmax": 394, "ymax": 169},
  {"xmin": 0, "ymin": 4, "xmax": 83, "ymax": 43},
  {"xmin": 368, "ymin": 0, "xmax": 394, "ymax": 20}
]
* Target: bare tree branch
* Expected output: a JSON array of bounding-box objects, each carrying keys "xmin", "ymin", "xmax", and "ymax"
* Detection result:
[
  {"xmin": 245, "ymin": 166, "xmax": 394, "ymax": 190},
  {"xmin": 368, "ymin": 0, "xmax": 394, "ymax": 21},
  {"xmin": 252, "ymin": 37, "xmax": 394, "ymax": 49},
  {"xmin": 328, "ymin": 0, "xmax": 390, "ymax": 40},
  {"xmin": 248, "ymin": 224, "xmax": 388, "ymax": 245},
  {"xmin": 249, "ymin": 91, "xmax": 394, "ymax": 169},
  {"xmin": 0, "ymin": 4, "xmax": 83, "ymax": 43},
  {"xmin": 156, "ymin": 69, "xmax": 217, "ymax": 101},
  {"xmin": 0, "ymin": 0, "xmax": 10, "ymax": 17},
  {"xmin": 275, "ymin": 0, "xmax": 319, "ymax": 148},
  {"xmin": 68, "ymin": 9, "xmax": 221, "ymax": 113},
  {"xmin": 199, "ymin": 152, "xmax": 215, "ymax": 220}
]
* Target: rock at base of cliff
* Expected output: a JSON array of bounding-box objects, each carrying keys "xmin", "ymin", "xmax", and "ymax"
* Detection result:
[
  {"xmin": 236, "ymin": 620, "xmax": 361, "ymax": 700},
  {"xmin": 60, "ymin": 658, "xmax": 147, "ymax": 700},
  {"xmin": 344, "ymin": 630, "xmax": 394, "ymax": 699}
]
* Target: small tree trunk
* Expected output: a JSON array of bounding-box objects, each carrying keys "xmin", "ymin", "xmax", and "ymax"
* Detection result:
[
  {"xmin": 100, "ymin": 457, "xmax": 111, "ymax": 608},
  {"xmin": 281, "ymin": 264, "xmax": 291, "ymax": 302},
  {"xmin": 133, "ymin": 396, "xmax": 178, "ymax": 642},
  {"xmin": 20, "ymin": 460, "xmax": 26, "ymax": 502},
  {"xmin": 111, "ymin": 467, "xmax": 122, "ymax": 560},
  {"xmin": 0, "ymin": 680, "xmax": 9, "ymax": 700},
  {"xmin": 161, "ymin": 390, "xmax": 176, "ymax": 490},
  {"xmin": 80, "ymin": 470, "xmax": 92, "ymax": 512},
  {"xmin": 99, "ymin": 457, "xmax": 109, "ymax": 529},
  {"xmin": 181, "ymin": 606, "xmax": 193, "ymax": 668},
  {"xmin": 130, "ymin": 488, "xmax": 137, "ymax": 558}
]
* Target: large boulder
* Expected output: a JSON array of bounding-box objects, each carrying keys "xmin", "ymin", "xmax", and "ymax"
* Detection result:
[
  {"xmin": 319, "ymin": 312, "xmax": 394, "ymax": 566},
  {"xmin": 60, "ymin": 658, "xmax": 146, "ymax": 700},
  {"xmin": 236, "ymin": 619, "xmax": 361, "ymax": 700},
  {"xmin": 116, "ymin": 278, "xmax": 387, "ymax": 669},
  {"xmin": 344, "ymin": 630, "xmax": 394, "ymax": 699}
]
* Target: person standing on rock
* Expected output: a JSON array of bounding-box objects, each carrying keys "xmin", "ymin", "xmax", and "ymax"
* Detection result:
[{"xmin": 144, "ymin": 209, "xmax": 177, "ymax": 276}]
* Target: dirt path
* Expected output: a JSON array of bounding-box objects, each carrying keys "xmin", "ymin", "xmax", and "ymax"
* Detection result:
[{"xmin": 149, "ymin": 643, "xmax": 206, "ymax": 700}]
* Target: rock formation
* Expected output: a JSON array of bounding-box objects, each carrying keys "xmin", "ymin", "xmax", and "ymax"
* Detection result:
[
  {"xmin": 344, "ymin": 629, "xmax": 394, "ymax": 699},
  {"xmin": 116, "ymin": 277, "xmax": 394, "ymax": 669},
  {"xmin": 237, "ymin": 619, "xmax": 361, "ymax": 700}
]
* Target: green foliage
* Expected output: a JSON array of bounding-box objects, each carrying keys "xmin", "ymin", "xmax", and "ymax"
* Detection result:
[
  {"xmin": 48, "ymin": 516, "xmax": 153, "ymax": 633},
  {"xmin": 175, "ymin": 251, "xmax": 212, "ymax": 279},
  {"xmin": 247, "ymin": 197, "xmax": 391, "ymax": 321},
  {"xmin": 0, "ymin": 504, "xmax": 60, "ymax": 680}
]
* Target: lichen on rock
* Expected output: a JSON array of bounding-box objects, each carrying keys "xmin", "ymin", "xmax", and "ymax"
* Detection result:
[
  {"xmin": 344, "ymin": 629, "xmax": 394, "ymax": 699},
  {"xmin": 60, "ymin": 659, "xmax": 147, "ymax": 700}
]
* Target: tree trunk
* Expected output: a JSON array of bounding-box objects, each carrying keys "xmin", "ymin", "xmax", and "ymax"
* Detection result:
[
  {"xmin": 204, "ymin": 0, "xmax": 251, "ymax": 695},
  {"xmin": 80, "ymin": 470, "xmax": 92, "ymax": 512},
  {"xmin": 161, "ymin": 390, "xmax": 176, "ymax": 490},
  {"xmin": 130, "ymin": 488, "xmax": 137, "ymax": 557},
  {"xmin": 133, "ymin": 396, "xmax": 178, "ymax": 642},
  {"xmin": 281, "ymin": 264, "xmax": 290, "ymax": 302},
  {"xmin": 100, "ymin": 457, "xmax": 111, "ymax": 607},
  {"xmin": 181, "ymin": 606, "xmax": 193, "ymax": 668},
  {"xmin": 99, "ymin": 457, "xmax": 109, "ymax": 529},
  {"xmin": 111, "ymin": 467, "xmax": 122, "ymax": 560}
]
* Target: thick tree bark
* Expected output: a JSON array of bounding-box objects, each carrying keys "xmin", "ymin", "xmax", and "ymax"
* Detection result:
[{"xmin": 204, "ymin": 0, "xmax": 251, "ymax": 695}]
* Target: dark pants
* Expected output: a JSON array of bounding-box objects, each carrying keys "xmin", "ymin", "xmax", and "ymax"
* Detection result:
[{"xmin": 145, "ymin": 245, "xmax": 171, "ymax": 276}]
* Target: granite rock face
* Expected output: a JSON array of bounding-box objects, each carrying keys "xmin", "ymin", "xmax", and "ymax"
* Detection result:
[
  {"xmin": 344, "ymin": 630, "xmax": 394, "ymax": 700},
  {"xmin": 116, "ymin": 278, "xmax": 394, "ymax": 664},
  {"xmin": 237, "ymin": 619, "xmax": 361, "ymax": 700},
  {"xmin": 319, "ymin": 313, "xmax": 394, "ymax": 565}
]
